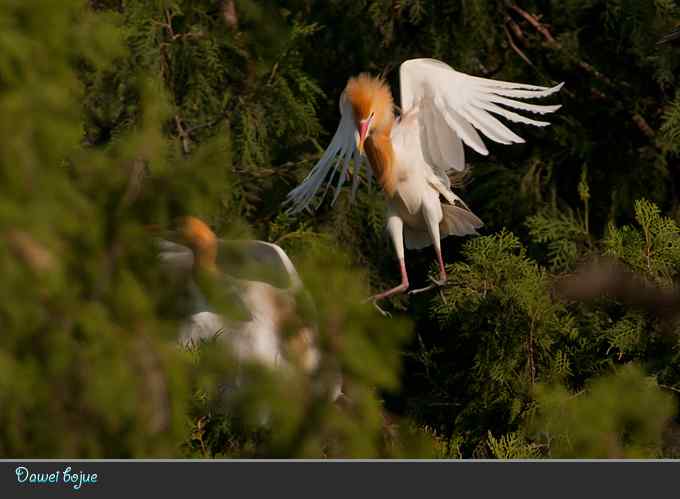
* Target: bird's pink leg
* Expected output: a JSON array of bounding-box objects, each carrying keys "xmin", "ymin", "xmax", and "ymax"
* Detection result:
[
  {"xmin": 408, "ymin": 245, "xmax": 448, "ymax": 296},
  {"xmin": 369, "ymin": 258, "xmax": 410, "ymax": 301},
  {"xmin": 434, "ymin": 244, "xmax": 447, "ymax": 284},
  {"xmin": 409, "ymin": 200, "xmax": 448, "ymax": 295},
  {"xmin": 365, "ymin": 213, "xmax": 409, "ymax": 313}
]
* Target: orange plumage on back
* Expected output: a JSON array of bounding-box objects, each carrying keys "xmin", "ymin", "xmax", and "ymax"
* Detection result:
[
  {"xmin": 345, "ymin": 74, "xmax": 396, "ymax": 194},
  {"xmin": 365, "ymin": 132, "xmax": 396, "ymax": 196}
]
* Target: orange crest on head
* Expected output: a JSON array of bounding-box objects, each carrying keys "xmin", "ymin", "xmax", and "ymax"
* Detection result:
[
  {"xmin": 178, "ymin": 216, "xmax": 218, "ymax": 271},
  {"xmin": 345, "ymin": 73, "xmax": 394, "ymax": 128}
]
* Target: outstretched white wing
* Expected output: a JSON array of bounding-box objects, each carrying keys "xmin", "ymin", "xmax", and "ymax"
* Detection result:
[
  {"xmin": 399, "ymin": 58, "xmax": 563, "ymax": 173},
  {"xmin": 216, "ymin": 240, "xmax": 303, "ymax": 291},
  {"xmin": 285, "ymin": 91, "xmax": 369, "ymax": 214},
  {"xmin": 158, "ymin": 238, "xmax": 302, "ymax": 291}
]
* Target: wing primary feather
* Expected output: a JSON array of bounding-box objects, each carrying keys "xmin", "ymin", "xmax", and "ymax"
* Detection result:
[
  {"xmin": 469, "ymin": 76, "xmax": 563, "ymax": 92},
  {"xmin": 457, "ymin": 107, "xmax": 512, "ymax": 145},
  {"xmin": 472, "ymin": 99, "xmax": 551, "ymax": 127},
  {"xmin": 439, "ymin": 100, "xmax": 489, "ymax": 155},
  {"xmin": 459, "ymin": 106, "xmax": 525, "ymax": 144},
  {"xmin": 420, "ymin": 103, "xmax": 445, "ymax": 167},
  {"xmin": 396, "ymin": 57, "xmax": 562, "ymax": 181},
  {"xmin": 485, "ymin": 94, "xmax": 562, "ymax": 115},
  {"xmin": 482, "ymin": 86, "xmax": 563, "ymax": 99},
  {"xmin": 428, "ymin": 104, "xmax": 461, "ymax": 171}
]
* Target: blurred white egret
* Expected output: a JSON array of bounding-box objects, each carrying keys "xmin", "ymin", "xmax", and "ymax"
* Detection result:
[{"xmin": 158, "ymin": 216, "xmax": 342, "ymax": 404}]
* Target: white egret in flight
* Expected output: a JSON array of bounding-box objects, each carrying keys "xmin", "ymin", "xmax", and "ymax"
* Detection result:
[{"xmin": 286, "ymin": 59, "xmax": 563, "ymax": 305}]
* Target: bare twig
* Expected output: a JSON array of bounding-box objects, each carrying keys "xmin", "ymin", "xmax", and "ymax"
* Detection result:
[
  {"xmin": 164, "ymin": 8, "xmax": 175, "ymax": 38},
  {"xmin": 268, "ymin": 62, "xmax": 280, "ymax": 85},
  {"xmin": 506, "ymin": 17, "xmax": 526, "ymax": 46},
  {"xmin": 506, "ymin": 2, "xmax": 555, "ymax": 43},
  {"xmin": 504, "ymin": 21, "xmax": 537, "ymax": 70},
  {"xmin": 174, "ymin": 115, "xmax": 191, "ymax": 154}
]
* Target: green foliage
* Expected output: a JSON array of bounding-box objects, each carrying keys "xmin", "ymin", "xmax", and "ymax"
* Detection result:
[
  {"xmin": 526, "ymin": 165, "xmax": 593, "ymax": 271},
  {"xmin": 409, "ymin": 231, "xmax": 580, "ymax": 452},
  {"xmin": 486, "ymin": 431, "xmax": 541, "ymax": 459},
  {"xmin": 0, "ymin": 0, "xmax": 197, "ymax": 458},
  {"xmin": 0, "ymin": 0, "xmax": 418, "ymax": 459},
  {"xmin": 604, "ymin": 199, "xmax": 680, "ymax": 281},
  {"xmin": 659, "ymin": 91, "xmax": 680, "ymax": 154},
  {"xmin": 527, "ymin": 208, "xmax": 590, "ymax": 271},
  {"xmin": 528, "ymin": 364, "xmax": 674, "ymax": 458},
  {"xmin": 406, "ymin": 206, "xmax": 680, "ymax": 455}
]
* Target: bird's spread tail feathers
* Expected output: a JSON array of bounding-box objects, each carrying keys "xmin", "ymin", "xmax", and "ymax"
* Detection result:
[
  {"xmin": 440, "ymin": 204, "xmax": 483, "ymax": 237},
  {"xmin": 403, "ymin": 204, "xmax": 482, "ymax": 250}
]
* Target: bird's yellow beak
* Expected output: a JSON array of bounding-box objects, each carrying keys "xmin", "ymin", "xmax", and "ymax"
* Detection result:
[{"xmin": 357, "ymin": 119, "xmax": 370, "ymax": 154}]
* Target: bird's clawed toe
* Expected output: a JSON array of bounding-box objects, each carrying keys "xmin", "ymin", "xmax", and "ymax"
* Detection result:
[
  {"xmin": 369, "ymin": 300, "xmax": 391, "ymax": 318},
  {"xmin": 430, "ymin": 274, "xmax": 447, "ymax": 286},
  {"xmin": 362, "ymin": 295, "xmax": 393, "ymax": 317},
  {"xmin": 363, "ymin": 281, "xmax": 410, "ymax": 316},
  {"xmin": 408, "ymin": 285, "xmax": 435, "ymax": 295},
  {"xmin": 408, "ymin": 275, "xmax": 447, "ymax": 296}
]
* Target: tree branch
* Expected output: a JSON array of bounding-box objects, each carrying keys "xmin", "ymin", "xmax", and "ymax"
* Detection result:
[
  {"xmin": 504, "ymin": 20, "xmax": 537, "ymax": 70},
  {"xmin": 174, "ymin": 115, "xmax": 191, "ymax": 154}
]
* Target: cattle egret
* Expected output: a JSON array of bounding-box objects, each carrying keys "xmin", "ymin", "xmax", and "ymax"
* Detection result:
[
  {"xmin": 286, "ymin": 59, "xmax": 563, "ymax": 308},
  {"xmin": 158, "ymin": 217, "xmax": 343, "ymax": 404}
]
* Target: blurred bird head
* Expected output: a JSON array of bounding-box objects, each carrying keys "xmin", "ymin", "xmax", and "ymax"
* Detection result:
[
  {"xmin": 175, "ymin": 216, "xmax": 218, "ymax": 274},
  {"xmin": 345, "ymin": 73, "xmax": 394, "ymax": 153}
]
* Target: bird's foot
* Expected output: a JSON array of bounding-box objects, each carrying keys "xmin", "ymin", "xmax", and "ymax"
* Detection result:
[
  {"xmin": 369, "ymin": 299, "xmax": 391, "ymax": 318},
  {"xmin": 364, "ymin": 282, "xmax": 410, "ymax": 302},
  {"xmin": 363, "ymin": 281, "xmax": 410, "ymax": 317},
  {"xmin": 408, "ymin": 275, "xmax": 447, "ymax": 296}
]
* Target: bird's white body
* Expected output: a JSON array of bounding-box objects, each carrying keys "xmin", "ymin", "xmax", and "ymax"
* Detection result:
[
  {"xmin": 388, "ymin": 108, "xmax": 481, "ymax": 251},
  {"xmin": 178, "ymin": 283, "xmax": 320, "ymax": 374}
]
